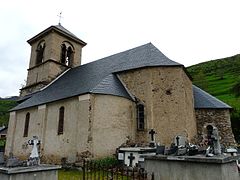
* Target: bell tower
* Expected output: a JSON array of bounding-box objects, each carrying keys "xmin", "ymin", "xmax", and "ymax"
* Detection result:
[{"xmin": 20, "ymin": 24, "xmax": 86, "ymax": 97}]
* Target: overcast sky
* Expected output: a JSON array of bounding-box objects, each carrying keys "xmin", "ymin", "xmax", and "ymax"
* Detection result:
[{"xmin": 1, "ymin": 0, "xmax": 240, "ymax": 97}]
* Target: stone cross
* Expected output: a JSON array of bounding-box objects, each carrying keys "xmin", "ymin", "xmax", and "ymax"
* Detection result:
[
  {"xmin": 28, "ymin": 136, "xmax": 40, "ymax": 166},
  {"xmin": 212, "ymin": 127, "xmax": 221, "ymax": 155},
  {"xmin": 149, "ymin": 129, "xmax": 156, "ymax": 142},
  {"xmin": 128, "ymin": 153, "xmax": 135, "ymax": 167}
]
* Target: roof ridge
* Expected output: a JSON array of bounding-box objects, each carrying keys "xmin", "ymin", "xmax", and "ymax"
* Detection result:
[
  {"xmin": 79, "ymin": 43, "xmax": 153, "ymax": 66},
  {"xmin": 12, "ymin": 43, "xmax": 183, "ymax": 111}
]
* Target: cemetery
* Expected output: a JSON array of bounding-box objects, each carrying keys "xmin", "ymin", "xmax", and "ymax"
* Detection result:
[
  {"xmin": 1, "ymin": 124, "xmax": 239, "ymax": 180},
  {"xmin": 116, "ymin": 126, "xmax": 240, "ymax": 180},
  {"xmin": 0, "ymin": 136, "xmax": 60, "ymax": 180}
]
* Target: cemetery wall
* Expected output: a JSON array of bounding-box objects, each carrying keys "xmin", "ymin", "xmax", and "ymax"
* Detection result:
[
  {"xmin": 145, "ymin": 155, "xmax": 240, "ymax": 180},
  {"xmin": 91, "ymin": 94, "xmax": 135, "ymax": 158},
  {"xmin": 195, "ymin": 109, "xmax": 235, "ymax": 146},
  {"xmin": 119, "ymin": 67, "xmax": 197, "ymax": 145}
]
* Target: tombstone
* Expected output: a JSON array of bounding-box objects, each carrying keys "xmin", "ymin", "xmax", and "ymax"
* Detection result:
[
  {"xmin": 27, "ymin": 136, "xmax": 41, "ymax": 166},
  {"xmin": 5, "ymin": 153, "xmax": 23, "ymax": 167},
  {"xmin": 149, "ymin": 129, "xmax": 156, "ymax": 147},
  {"xmin": 188, "ymin": 144, "xmax": 198, "ymax": 156},
  {"xmin": 212, "ymin": 127, "xmax": 221, "ymax": 155},
  {"xmin": 156, "ymin": 145, "xmax": 165, "ymax": 155},
  {"xmin": 177, "ymin": 147, "xmax": 187, "ymax": 156},
  {"xmin": 128, "ymin": 153, "xmax": 135, "ymax": 167},
  {"xmin": 166, "ymin": 144, "xmax": 178, "ymax": 155},
  {"xmin": 174, "ymin": 135, "xmax": 187, "ymax": 147}
]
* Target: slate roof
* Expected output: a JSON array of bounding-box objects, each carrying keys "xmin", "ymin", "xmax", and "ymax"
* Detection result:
[
  {"xmin": 12, "ymin": 43, "xmax": 183, "ymax": 111},
  {"xmin": 193, "ymin": 85, "xmax": 231, "ymax": 109},
  {"xmin": 27, "ymin": 24, "xmax": 87, "ymax": 46},
  {"xmin": 11, "ymin": 43, "xmax": 231, "ymax": 111}
]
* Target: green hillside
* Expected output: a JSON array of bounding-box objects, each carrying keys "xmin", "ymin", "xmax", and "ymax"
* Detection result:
[
  {"xmin": 0, "ymin": 100, "xmax": 17, "ymax": 126},
  {"xmin": 187, "ymin": 54, "xmax": 240, "ymax": 142}
]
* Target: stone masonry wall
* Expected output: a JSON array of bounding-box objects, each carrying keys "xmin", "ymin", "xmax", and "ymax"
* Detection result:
[
  {"xmin": 195, "ymin": 109, "xmax": 235, "ymax": 146},
  {"xmin": 22, "ymin": 31, "xmax": 84, "ymax": 96},
  {"xmin": 119, "ymin": 67, "xmax": 197, "ymax": 146}
]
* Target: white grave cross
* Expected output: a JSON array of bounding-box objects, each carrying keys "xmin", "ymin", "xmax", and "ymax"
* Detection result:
[{"xmin": 28, "ymin": 136, "xmax": 40, "ymax": 165}]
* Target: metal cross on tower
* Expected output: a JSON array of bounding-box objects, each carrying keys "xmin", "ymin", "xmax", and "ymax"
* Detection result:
[{"xmin": 58, "ymin": 12, "xmax": 63, "ymax": 25}]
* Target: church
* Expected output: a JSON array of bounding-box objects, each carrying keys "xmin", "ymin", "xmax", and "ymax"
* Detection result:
[{"xmin": 5, "ymin": 24, "xmax": 235, "ymax": 164}]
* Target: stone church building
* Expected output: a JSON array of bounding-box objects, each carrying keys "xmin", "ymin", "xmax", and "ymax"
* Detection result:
[{"xmin": 5, "ymin": 25, "xmax": 235, "ymax": 164}]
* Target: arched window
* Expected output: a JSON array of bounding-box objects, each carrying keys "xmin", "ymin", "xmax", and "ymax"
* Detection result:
[
  {"xmin": 36, "ymin": 41, "xmax": 45, "ymax": 65},
  {"xmin": 60, "ymin": 42, "xmax": 74, "ymax": 66},
  {"xmin": 137, "ymin": 104, "xmax": 144, "ymax": 130},
  {"xmin": 60, "ymin": 44, "xmax": 67, "ymax": 64},
  {"xmin": 58, "ymin": 106, "xmax": 65, "ymax": 135},
  {"xmin": 66, "ymin": 46, "xmax": 73, "ymax": 66},
  {"xmin": 23, "ymin": 112, "xmax": 30, "ymax": 137}
]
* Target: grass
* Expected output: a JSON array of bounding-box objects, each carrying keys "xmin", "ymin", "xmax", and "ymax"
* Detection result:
[
  {"xmin": 58, "ymin": 169, "xmax": 82, "ymax": 180},
  {"xmin": 58, "ymin": 169, "xmax": 129, "ymax": 180},
  {"xmin": 187, "ymin": 54, "xmax": 240, "ymax": 141}
]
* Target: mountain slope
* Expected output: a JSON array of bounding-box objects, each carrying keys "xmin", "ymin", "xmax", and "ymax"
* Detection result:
[
  {"xmin": 187, "ymin": 54, "xmax": 240, "ymax": 142},
  {"xmin": 0, "ymin": 98, "xmax": 18, "ymax": 126}
]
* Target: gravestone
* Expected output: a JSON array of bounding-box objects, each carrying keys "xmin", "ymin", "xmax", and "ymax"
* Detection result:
[
  {"xmin": 0, "ymin": 136, "xmax": 61, "ymax": 180},
  {"xmin": 149, "ymin": 129, "xmax": 156, "ymax": 147},
  {"xmin": 5, "ymin": 152, "xmax": 23, "ymax": 167},
  {"xmin": 174, "ymin": 135, "xmax": 186, "ymax": 147},
  {"xmin": 212, "ymin": 127, "xmax": 221, "ymax": 155},
  {"xmin": 205, "ymin": 126, "xmax": 221, "ymax": 156},
  {"xmin": 27, "ymin": 136, "xmax": 41, "ymax": 166},
  {"xmin": 156, "ymin": 145, "xmax": 165, "ymax": 155},
  {"xmin": 128, "ymin": 153, "xmax": 135, "ymax": 167}
]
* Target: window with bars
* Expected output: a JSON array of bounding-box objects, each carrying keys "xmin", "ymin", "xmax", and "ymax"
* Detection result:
[
  {"xmin": 23, "ymin": 112, "xmax": 30, "ymax": 137},
  {"xmin": 137, "ymin": 104, "xmax": 144, "ymax": 130},
  {"xmin": 58, "ymin": 106, "xmax": 65, "ymax": 135}
]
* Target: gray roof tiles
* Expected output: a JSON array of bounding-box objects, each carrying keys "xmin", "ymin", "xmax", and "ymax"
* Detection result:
[
  {"xmin": 193, "ymin": 85, "xmax": 231, "ymax": 109},
  {"xmin": 11, "ymin": 43, "xmax": 230, "ymax": 111},
  {"xmin": 27, "ymin": 24, "xmax": 86, "ymax": 46}
]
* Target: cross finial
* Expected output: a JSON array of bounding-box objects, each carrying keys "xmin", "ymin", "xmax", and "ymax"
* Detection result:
[{"xmin": 58, "ymin": 12, "xmax": 63, "ymax": 25}]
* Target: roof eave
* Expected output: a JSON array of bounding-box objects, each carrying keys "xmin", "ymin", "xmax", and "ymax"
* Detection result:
[
  {"xmin": 27, "ymin": 26, "xmax": 87, "ymax": 46},
  {"xmin": 195, "ymin": 107, "xmax": 232, "ymax": 110}
]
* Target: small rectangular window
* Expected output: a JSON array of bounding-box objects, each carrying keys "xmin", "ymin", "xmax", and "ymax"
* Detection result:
[
  {"xmin": 58, "ymin": 107, "xmax": 64, "ymax": 135},
  {"xmin": 137, "ymin": 104, "xmax": 144, "ymax": 130},
  {"xmin": 23, "ymin": 113, "xmax": 30, "ymax": 137}
]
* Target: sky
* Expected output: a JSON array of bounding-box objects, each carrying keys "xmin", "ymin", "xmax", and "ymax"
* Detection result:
[{"xmin": 1, "ymin": 0, "xmax": 240, "ymax": 97}]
